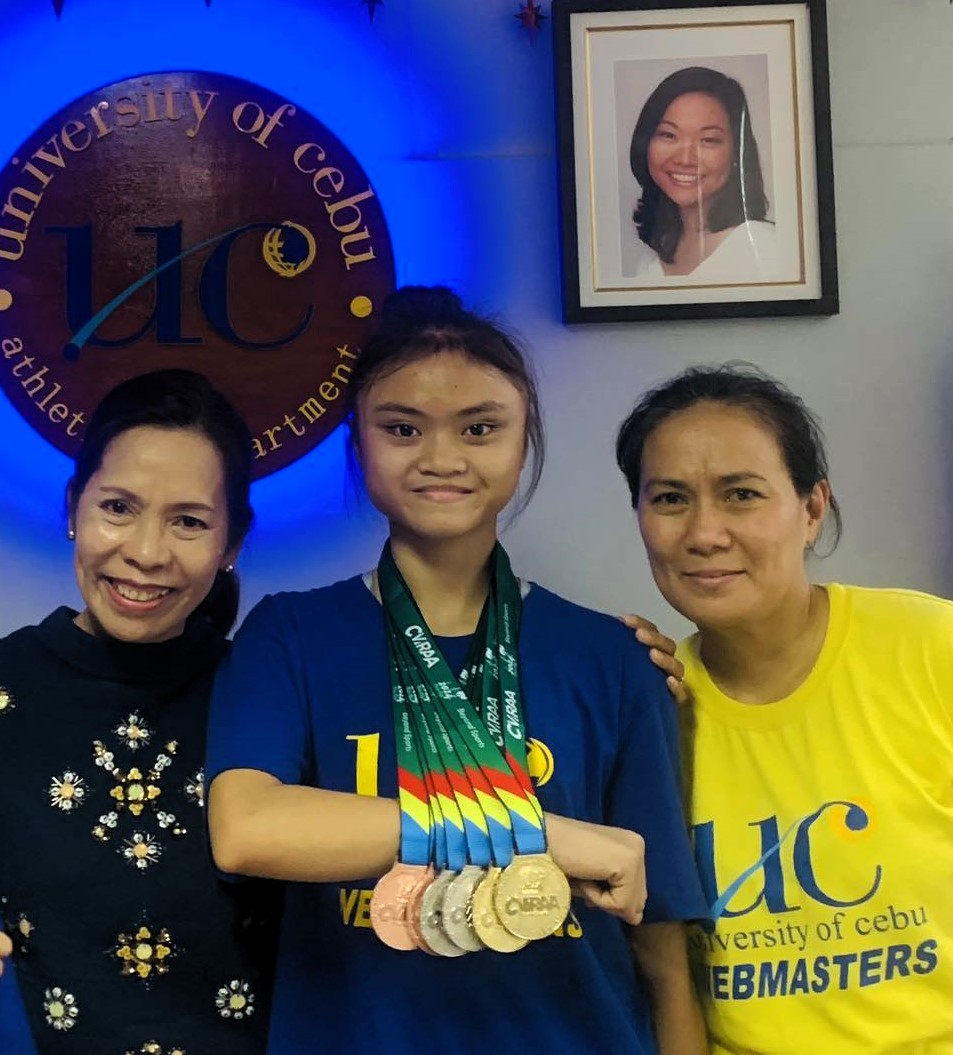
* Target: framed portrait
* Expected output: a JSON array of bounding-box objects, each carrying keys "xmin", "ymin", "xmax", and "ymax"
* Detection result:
[{"xmin": 553, "ymin": 0, "xmax": 838, "ymax": 323}]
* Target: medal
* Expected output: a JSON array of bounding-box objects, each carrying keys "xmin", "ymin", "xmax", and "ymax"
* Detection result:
[
  {"xmin": 470, "ymin": 866, "xmax": 528, "ymax": 953},
  {"xmin": 414, "ymin": 870, "xmax": 467, "ymax": 957},
  {"xmin": 406, "ymin": 867, "xmax": 439, "ymax": 955},
  {"xmin": 441, "ymin": 864, "xmax": 486, "ymax": 953},
  {"xmin": 370, "ymin": 862, "xmax": 435, "ymax": 951},
  {"xmin": 494, "ymin": 852, "xmax": 571, "ymax": 941}
]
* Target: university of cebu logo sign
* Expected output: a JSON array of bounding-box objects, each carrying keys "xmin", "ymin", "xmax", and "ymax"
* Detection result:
[{"xmin": 0, "ymin": 72, "xmax": 395, "ymax": 476}]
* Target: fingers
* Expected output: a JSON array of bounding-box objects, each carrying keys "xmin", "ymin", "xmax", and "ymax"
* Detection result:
[
  {"xmin": 621, "ymin": 614, "xmax": 680, "ymax": 666},
  {"xmin": 646, "ymin": 645, "xmax": 684, "ymax": 678},
  {"xmin": 644, "ymin": 642, "xmax": 688, "ymax": 705},
  {"xmin": 574, "ymin": 878, "xmax": 646, "ymax": 926},
  {"xmin": 636, "ymin": 625, "xmax": 678, "ymax": 657},
  {"xmin": 550, "ymin": 814, "xmax": 648, "ymax": 926},
  {"xmin": 665, "ymin": 674, "xmax": 690, "ymax": 706}
]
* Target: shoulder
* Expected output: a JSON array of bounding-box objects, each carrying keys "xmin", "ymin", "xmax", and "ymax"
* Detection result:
[
  {"xmin": 0, "ymin": 624, "xmax": 43, "ymax": 705},
  {"xmin": 634, "ymin": 248, "xmax": 664, "ymax": 279},
  {"xmin": 524, "ymin": 582, "xmax": 627, "ymax": 637},
  {"xmin": 0, "ymin": 609, "xmax": 63, "ymax": 661},
  {"xmin": 720, "ymin": 219, "xmax": 777, "ymax": 255},
  {"xmin": 236, "ymin": 575, "xmax": 374, "ymax": 634},
  {"xmin": 834, "ymin": 582, "xmax": 953, "ymax": 634},
  {"xmin": 522, "ymin": 583, "xmax": 658, "ymax": 677},
  {"xmin": 0, "ymin": 612, "xmax": 73, "ymax": 724},
  {"xmin": 742, "ymin": 219, "xmax": 776, "ymax": 239},
  {"xmin": 0, "ymin": 623, "xmax": 40, "ymax": 654}
]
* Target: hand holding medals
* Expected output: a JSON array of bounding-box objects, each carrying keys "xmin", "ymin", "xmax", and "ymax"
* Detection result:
[
  {"xmin": 545, "ymin": 813, "xmax": 648, "ymax": 926},
  {"xmin": 370, "ymin": 543, "xmax": 571, "ymax": 955}
]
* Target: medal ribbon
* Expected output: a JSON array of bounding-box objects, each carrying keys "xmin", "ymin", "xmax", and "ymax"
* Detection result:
[
  {"xmin": 397, "ymin": 650, "xmax": 462, "ymax": 871},
  {"xmin": 388, "ymin": 669, "xmax": 433, "ymax": 867},
  {"xmin": 385, "ymin": 578, "xmax": 492, "ymax": 872},
  {"xmin": 379, "ymin": 543, "xmax": 547, "ymax": 869}
]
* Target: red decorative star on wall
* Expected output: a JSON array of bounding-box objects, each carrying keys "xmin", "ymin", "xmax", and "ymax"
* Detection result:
[{"xmin": 515, "ymin": 0, "xmax": 547, "ymax": 40}]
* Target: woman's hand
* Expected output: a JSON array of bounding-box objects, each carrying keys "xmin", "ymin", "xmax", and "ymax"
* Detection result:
[
  {"xmin": 0, "ymin": 931, "xmax": 12, "ymax": 977},
  {"xmin": 545, "ymin": 812, "xmax": 647, "ymax": 925},
  {"xmin": 621, "ymin": 614, "xmax": 688, "ymax": 705}
]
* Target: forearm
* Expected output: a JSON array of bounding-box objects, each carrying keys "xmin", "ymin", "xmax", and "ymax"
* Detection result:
[
  {"xmin": 209, "ymin": 770, "xmax": 401, "ymax": 883},
  {"xmin": 630, "ymin": 922, "xmax": 709, "ymax": 1055},
  {"xmin": 649, "ymin": 976, "xmax": 708, "ymax": 1055},
  {"xmin": 208, "ymin": 770, "xmax": 649, "ymax": 911}
]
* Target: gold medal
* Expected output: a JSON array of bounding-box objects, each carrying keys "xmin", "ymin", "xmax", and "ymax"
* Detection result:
[
  {"xmin": 471, "ymin": 866, "xmax": 529, "ymax": 953},
  {"xmin": 493, "ymin": 852, "xmax": 570, "ymax": 941},
  {"xmin": 441, "ymin": 864, "xmax": 486, "ymax": 953}
]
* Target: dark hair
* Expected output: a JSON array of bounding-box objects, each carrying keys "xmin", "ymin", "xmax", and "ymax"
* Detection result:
[
  {"xmin": 68, "ymin": 369, "xmax": 254, "ymax": 635},
  {"xmin": 615, "ymin": 362, "xmax": 842, "ymax": 550},
  {"xmin": 629, "ymin": 66, "xmax": 769, "ymax": 263},
  {"xmin": 345, "ymin": 285, "xmax": 545, "ymax": 515}
]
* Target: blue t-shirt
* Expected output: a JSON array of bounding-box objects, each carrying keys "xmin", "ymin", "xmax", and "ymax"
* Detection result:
[
  {"xmin": 207, "ymin": 576, "xmax": 706, "ymax": 1054},
  {"xmin": 0, "ymin": 965, "xmax": 39, "ymax": 1055}
]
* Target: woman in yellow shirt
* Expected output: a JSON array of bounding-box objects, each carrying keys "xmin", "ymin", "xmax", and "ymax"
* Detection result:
[{"xmin": 617, "ymin": 363, "xmax": 953, "ymax": 1055}]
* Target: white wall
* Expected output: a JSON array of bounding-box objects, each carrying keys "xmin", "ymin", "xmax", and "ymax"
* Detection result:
[{"xmin": 1, "ymin": 0, "xmax": 952, "ymax": 640}]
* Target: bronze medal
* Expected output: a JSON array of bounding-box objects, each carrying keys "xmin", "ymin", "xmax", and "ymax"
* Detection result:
[
  {"xmin": 441, "ymin": 864, "xmax": 486, "ymax": 953},
  {"xmin": 493, "ymin": 852, "xmax": 571, "ymax": 941},
  {"xmin": 470, "ymin": 866, "xmax": 529, "ymax": 953},
  {"xmin": 370, "ymin": 862, "xmax": 434, "ymax": 951},
  {"xmin": 416, "ymin": 870, "xmax": 467, "ymax": 957}
]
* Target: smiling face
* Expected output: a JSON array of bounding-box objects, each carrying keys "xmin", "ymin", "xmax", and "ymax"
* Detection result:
[
  {"xmin": 71, "ymin": 426, "xmax": 236, "ymax": 644},
  {"xmin": 355, "ymin": 350, "xmax": 528, "ymax": 551},
  {"xmin": 647, "ymin": 91, "xmax": 734, "ymax": 212},
  {"xmin": 636, "ymin": 402, "xmax": 827, "ymax": 634}
]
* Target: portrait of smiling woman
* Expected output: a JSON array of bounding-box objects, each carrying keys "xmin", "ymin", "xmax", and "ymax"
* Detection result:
[{"xmin": 626, "ymin": 64, "xmax": 782, "ymax": 283}]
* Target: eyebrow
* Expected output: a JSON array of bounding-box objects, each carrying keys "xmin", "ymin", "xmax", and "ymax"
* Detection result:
[
  {"xmin": 95, "ymin": 485, "xmax": 216, "ymax": 513},
  {"xmin": 656, "ymin": 120, "xmax": 727, "ymax": 133},
  {"xmin": 369, "ymin": 400, "xmax": 511, "ymax": 417},
  {"xmin": 643, "ymin": 472, "xmax": 768, "ymax": 489}
]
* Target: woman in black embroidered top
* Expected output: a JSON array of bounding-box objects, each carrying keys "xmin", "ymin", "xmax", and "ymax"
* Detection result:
[{"xmin": 0, "ymin": 370, "xmax": 276, "ymax": 1055}]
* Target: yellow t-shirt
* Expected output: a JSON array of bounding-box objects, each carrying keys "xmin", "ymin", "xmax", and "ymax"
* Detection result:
[{"xmin": 679, "ymin": 584, "xmax": 953, "ymax": 1055}]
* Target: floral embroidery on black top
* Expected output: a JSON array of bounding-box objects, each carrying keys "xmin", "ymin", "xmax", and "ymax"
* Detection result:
[
  {"xmin": 0, "ymin": 608, "xmax": 278, "ymax": 1054},
  {"xmin": 0, "ymin": 685, "xmax": 15, "ymax": 714}
]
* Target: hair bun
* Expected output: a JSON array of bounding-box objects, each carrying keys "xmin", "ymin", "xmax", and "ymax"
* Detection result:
[{"xmin": 380, "ymin": 285, "xmax": 466, "ymax": 331}]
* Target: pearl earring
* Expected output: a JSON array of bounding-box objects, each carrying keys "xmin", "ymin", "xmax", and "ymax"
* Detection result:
[{"xmin": 67, "ymin": 527, "xmax": 75, "ymax": 541}]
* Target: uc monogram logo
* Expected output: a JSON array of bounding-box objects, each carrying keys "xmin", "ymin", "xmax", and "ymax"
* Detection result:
[{"xmin": 695, "ymin": 799, "xmax": 883, "ymax": 921}]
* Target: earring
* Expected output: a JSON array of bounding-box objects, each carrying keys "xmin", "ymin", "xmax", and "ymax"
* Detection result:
[
  {"xmin": 67, "ymin": 527, "xmax": 75, "ymax": 541},
  {"xmin": 223, "ymin": 564, "xmax": 235, "ymax": 574}
]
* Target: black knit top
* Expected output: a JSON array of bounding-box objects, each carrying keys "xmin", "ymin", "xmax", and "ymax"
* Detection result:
[{"xmin": 0, "ymin": 608, "xmax": 277, "ymax": 1055}]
